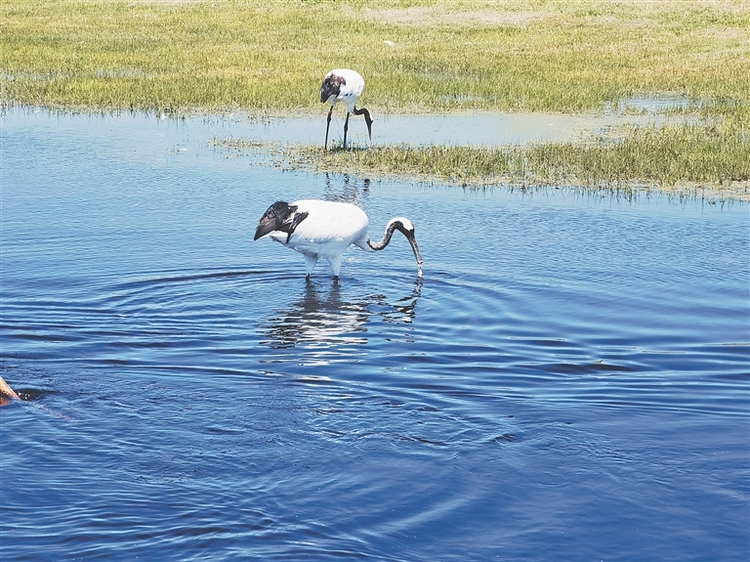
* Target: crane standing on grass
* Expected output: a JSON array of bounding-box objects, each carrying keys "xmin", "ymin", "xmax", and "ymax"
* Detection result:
[{"xmin": 320, "ymin": 69, "xmax": 373, "ymax": 150}]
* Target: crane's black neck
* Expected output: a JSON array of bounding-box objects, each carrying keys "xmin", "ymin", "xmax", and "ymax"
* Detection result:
[
  {"xmin": 368, "ymin": 220, "xmax": 403, "ymax": 251},
  {"xmin": 352, "ymin": 106, "xmax": 373, "ymax": 129}
]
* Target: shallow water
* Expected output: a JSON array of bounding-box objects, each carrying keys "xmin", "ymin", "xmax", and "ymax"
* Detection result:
[
  {"xmin": 1, "ymin": 108, "xmax": 748, "ymax": 561},
  {"xmin": 51, "ymin": 104, "xmax": 695, "ymax": 148}
]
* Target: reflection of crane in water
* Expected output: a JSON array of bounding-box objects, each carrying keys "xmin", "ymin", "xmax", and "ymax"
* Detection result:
[
  {"xmin": 387, "ymin": 276, "xmax": 422, "ymax": 324},
  {"xmin": 323, "ymin": 174, "xmax": 370, "ymax": 207},
  {"xmin": 261, "ymin": 281, "xmax": 368, "ymax": 350},
  {"xmin": 260, "ymin": 279, "xmax": 422, "ymax": 354}
]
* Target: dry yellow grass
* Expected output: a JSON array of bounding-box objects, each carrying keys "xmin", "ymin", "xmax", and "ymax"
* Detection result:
[{"xmin": 1, "ymin": 0, "xmax": 747, "ymax": 113}]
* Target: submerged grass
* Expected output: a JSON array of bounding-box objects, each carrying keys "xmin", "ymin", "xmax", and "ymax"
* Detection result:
[{"xmin": 2, "ymin": 0, "xmax": 749, "ymax": 196}]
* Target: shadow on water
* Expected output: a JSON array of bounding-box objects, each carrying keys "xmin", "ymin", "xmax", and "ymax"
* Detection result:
[{"xmin": 4, "ymin": 103, "xmax": 703, "ymax": 148}]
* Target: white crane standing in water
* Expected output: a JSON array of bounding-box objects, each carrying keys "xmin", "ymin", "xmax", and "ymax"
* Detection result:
[
  {"xmin": 320, "ymin": 69, "xmax": 373, "ymax": 150},
  {"xmin": 254, "ymin": 200, "xmax": 423, "ymax": 281}
]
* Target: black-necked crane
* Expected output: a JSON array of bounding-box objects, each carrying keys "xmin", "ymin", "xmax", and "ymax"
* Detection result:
[
  {"xmin": 320, "ymin": 69, "xmax": 373, "ymax": 150},
  {"xmin": 254, "ymin": 200, "xmax": 423, "ymax": 280}
]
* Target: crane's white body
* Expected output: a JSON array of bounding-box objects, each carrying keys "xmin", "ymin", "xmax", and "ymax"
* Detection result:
[
  {"xmin": 255, "ymin": 199, "xmax": 422, "ymax": 279},
  {"xmin": 320, "ymin": 69, "xmax": 372, "ymax": 149},
  {"xmin": 269, "ymin": 200, "xmax": 371, "ymax": 276},
  {"xmin": 322, "ymin": 69, "xmax": 366, "ymax": 113}
]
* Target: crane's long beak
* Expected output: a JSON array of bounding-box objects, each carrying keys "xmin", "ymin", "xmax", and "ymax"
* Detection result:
[{"xmin": 406, "ymin": 232, "xmax": 423, "ymax": 266}]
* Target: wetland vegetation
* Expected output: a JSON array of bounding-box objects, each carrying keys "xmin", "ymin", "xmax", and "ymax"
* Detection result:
[{"xmin": 2, "ymin": 0, "xmax": 748, "ymax": 198}]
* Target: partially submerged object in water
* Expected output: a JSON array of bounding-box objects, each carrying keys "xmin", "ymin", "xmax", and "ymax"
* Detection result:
[{"xmin": 0, "ymin": 375, "xmax": 20, "ymax": 406}]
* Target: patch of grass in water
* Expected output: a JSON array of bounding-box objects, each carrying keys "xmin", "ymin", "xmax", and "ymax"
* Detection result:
[{"xmin": 259, "ymin": 117, "xmax": 748, "ymax": 199}]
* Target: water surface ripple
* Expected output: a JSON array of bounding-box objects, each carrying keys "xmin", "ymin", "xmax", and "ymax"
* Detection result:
[{"xmin": 1, "ymin": 109, "xmax": 748, "ymax": 561}]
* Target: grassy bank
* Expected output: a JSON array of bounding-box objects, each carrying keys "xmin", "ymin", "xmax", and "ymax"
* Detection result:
[{"xmin": 2, "ymin": 0, "xmax": 748, "ymax": 195}]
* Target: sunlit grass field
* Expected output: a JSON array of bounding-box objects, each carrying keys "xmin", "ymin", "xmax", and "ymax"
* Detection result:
[{"xmin": 2, "ymin": 0, "xmax": 748, "ymax": 195}]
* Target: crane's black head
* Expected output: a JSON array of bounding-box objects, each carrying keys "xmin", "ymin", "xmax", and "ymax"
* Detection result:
[
  {"xmin": 254, "ymin": 201, "xmax": 292, "ymax": 240},
  {"xmin": 254, "ymin": 201, "xmax": 309, "ymax": 242},
  {"xmin": 320, "ymin": 73, "xmax": 345, "ymax": 104}
]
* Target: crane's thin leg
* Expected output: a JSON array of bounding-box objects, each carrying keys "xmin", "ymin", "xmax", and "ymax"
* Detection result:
[
  {"xmin": 304, "ymin": 254, "xmax": 318, "ymax": 278},
  {"xmin": 328, "ymin": 255, "xmax": 343, "ymax": 280},
  {"xmin": 343, "ymin": 112, "xmax": 350, "ymax": 149},
  {"xmin": 324, "ymin": 107, "xmax": 333, "ymax": 149}
]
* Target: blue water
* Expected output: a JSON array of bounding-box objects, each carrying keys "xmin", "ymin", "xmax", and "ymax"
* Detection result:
[{"xmin": 1, "ymin": 108, "xmax": 748, "ymax": 561}]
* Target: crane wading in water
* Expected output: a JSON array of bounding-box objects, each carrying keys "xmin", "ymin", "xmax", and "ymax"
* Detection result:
[
  {"xmin": 254, "ymin": 200, "xmax": 423, "ymax": 280},
  {"xmin": 320, "ymin": 69, "xmax": 373, "ymax": 150}
]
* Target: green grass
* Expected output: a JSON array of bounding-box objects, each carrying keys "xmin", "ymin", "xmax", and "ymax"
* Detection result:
[
  {"xmin": 2, "ymin": 0, "xmax": 747, "ymax": 113},
  {"xmin": 2, "ymin": 0, "xmax": 749, "ymax": 197},
  {"xmin": 220, "ymin": 119, "xmax": 749, "ymax": 199}
]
